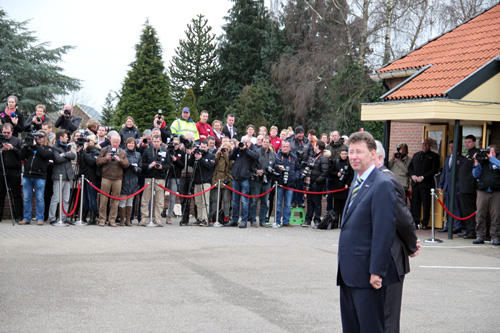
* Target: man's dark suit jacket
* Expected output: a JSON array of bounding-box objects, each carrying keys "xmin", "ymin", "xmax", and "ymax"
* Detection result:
[
  {"xmin": 222, "ymin": 124, "xmax": 238, "ymax": 140},
  {"xmin": 337, "ymin": 167, "xmax": 399, "ymax": 288},
  {"xmin": 439, "ymin": 154, "xmax": 465, "ymax": 194},
  {"xmin": 457, "ymin": 148, "xmax": 479, "ymax": 194},
  {"xmin": 408, "ymin": 149, "xmax": 440, "ymax": 189},
  {"xmin": 379, "ymin": 166, "xmax": 418, "ymax": 277}
]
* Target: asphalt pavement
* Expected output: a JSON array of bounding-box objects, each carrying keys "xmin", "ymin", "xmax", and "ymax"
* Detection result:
[{"xmin": 0, "ymin": 219, "xmax": 499, "ymax": 332}]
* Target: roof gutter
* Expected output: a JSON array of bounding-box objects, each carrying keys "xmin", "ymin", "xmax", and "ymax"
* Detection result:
[
  {"xmin": 369, "ymin": 68, "xmax": 421, "ymax": 81},
  {"xmin": 380, "ymin": 64, "xmax": 433, "ymax": 100}
]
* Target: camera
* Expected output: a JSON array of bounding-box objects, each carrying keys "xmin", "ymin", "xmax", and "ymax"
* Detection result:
[
  {"xmin": 296, "ymin": 150, "xmax": 304, "ymax": 160},
  {"xmin": 183, "ymin": 138, "xmax": 194, "ymax": 149},
  {"xmin": 155, "ymin": 151, "xmax": 167, "ymax": 168},
  {"xmin": 130, "ymin": 162, "xmax": 142, "ymax": 174},
  {"xmin": 300, "ymin": 161, "xmax": 312, "ymax": 180},
  {"xmin": 339, "ymin": 165, "xmax": 348, "ymax": 182},
  {"xmin": 63, "ymin": 109, "xmax": 71, "ymax": 116},
  {"xmin": 223, "ymin": 179, "xmax": 230, "ymax": 185},
  {"xmin": 142, "ymin": 138, "xmax": 148, "ymax": 144},
  {"xmin": 110, "ymin": 147, "xmax": 118, "ymax": 161},
  {"xmin": 238, "ymin": 142, "xmax": 245, "ymax": 149},
  {"xmin": 283, "ymin": 166, "xmax": 290, "ymax": 185},
  {"xmin": 24, "ymin": 132, "xmax": 44, "ymax": 147},
  {"xmin": 36, "ymin": 116, "xmax": 42, "ymax": 123},
  {"xmin": 476, "ymin": 146, "xmax": 499, "ymax": 162},
  {"xmin": 105, "ymin": 126, "xmax": 115, "ymax": 132},
  {"xmin": 166, "ymin": 139, "xmax": 177, "ymax": 156},
  {"xmin": 76, "ymin": 137, "xmax": 90, "ymax": 147},
  {"xmin": 221, "ymin": 147, "xmax": 227, "ymax": 154},
  {"xmin": 193, "ymin": 146, "xmax": 202, "ymax": 155},
  {"xmin": 156, "ymin": 109, "xmax": 162, "ymax": 125},
  {"xmin": 394, "ymin": 145, "xmax": 402, "ymax": 159}
]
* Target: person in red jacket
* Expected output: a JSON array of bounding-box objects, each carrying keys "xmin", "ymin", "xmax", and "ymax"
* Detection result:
[
  {"xmin": 196, "ymin": 110, "xmax": 213, "ymax": 141},
  {"xmin": 269, "ymin": 125, "xmax": 282, "ymax": 152}
]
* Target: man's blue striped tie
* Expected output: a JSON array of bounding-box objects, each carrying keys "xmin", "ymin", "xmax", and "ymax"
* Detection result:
[{"xmin": 347, "ymin": 177, "xmax": 362, "ymax": 213}]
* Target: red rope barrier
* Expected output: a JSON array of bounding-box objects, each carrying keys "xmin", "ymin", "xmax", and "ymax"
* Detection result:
[
  {"xmin": 224, "ymin": 184, "xmax": 275, "ymax": 198},
  {"xmin": 279, "ymin": 185, "xmax": 349, "ymax": 195},
  {"xmin": 436, "ymin": 197, "xmax": 476, "ymax": 221},
  {"xmin": 62, "ymin": 183, "xmax": 81, "ymax": 216},
  {"xmin": 87, "ymin": 180, "xmax": 149, "ymax": 200},
  {"xmin": 157, "ymin": 182, "xmax": 217, "ymax": 198}
]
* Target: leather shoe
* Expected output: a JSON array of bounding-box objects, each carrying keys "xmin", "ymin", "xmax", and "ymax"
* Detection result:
[
  {"xmin": 238, "ymin": 222, "xmax": 247, "ymax": 228},
  {"xmin": 463, "ymin": 234, "xmax": 476, "ymax": 239},
  {"xmin": 472, "ymin": 238, "xmax": 484, "ymax": 244},
  {"xmin": 421, "ymin": 225, "xmax": 429, "ymax": 230},
  {"xmin": 438, "ymin": 228, "xmax": 448, "ymax": 233},
  {"xmin": 452, "ymin": 228, "xmax": 461, "ymax": 234},
  {"xmin": 457, "ymin": 231, "xmax": 467, "ymax": 237},
  {"xmin": 492, "ymin": 239, "xmax": 500, "ymax": 246},
  {"xmin": 225, "ymin": 221, "xmax": 237, "ymax": 227}
]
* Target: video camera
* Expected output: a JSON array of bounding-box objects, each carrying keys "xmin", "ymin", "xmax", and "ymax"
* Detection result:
[
  {"xmin": 238, "ymin": 142, "xmax": 245, "ymax": 149},
  {"xmin": 476, "ymin": 146, "xmax": 499, "ymax": 162},
  {"xmin": 63, "ymin": 109, "xmax": 71, "ymax": 116},
  {"xmin": 156, "ymin": 151, "xmax": 167, "ymax": 169},
  {"xmin": 105, "ymin": 126, "xmax": 115, "ymax": 132},
  {"xmin": 394, "ymin": 145, "xmax": 402, "ymax": 159},
  {"xmin": 24, "ymin": 132, "xmax": 44, "ymax": 147},
  {"xmin": 193, "ymin": 146, "xmax": 202, "ymax": 155},
  {"xmin": 156, "ymin": 109, "xmax": 163, "ymax": 126},
  {"xmin": 76, "ymin": 137, "xmax": 90, "ymax": 147},
  {"xmin": 263, "ymin": 165, "xmax": 279, "ymax": 184}
]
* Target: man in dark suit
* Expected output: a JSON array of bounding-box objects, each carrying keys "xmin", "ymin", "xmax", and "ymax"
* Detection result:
[
  {"xmin": 457, "ymin": 135, "xmax": 479, "ymax": 239},
  {"xmin": 222, "ymin": 114, "xmax": 238, "ymax": 139},
  {"xmin": 438, "ymin": 140, "xmax": 465, "ymax": 233},
  {"xmin": 375, "ymin": 141, "xmax": 420, "ymax": 333},
  {"xmin": 408, "ymin": 139, "xmax": 440, "ymax": 229},
  {"xmin": 337, "ymin": 131, "xmax": 399, "ymax": 333}
]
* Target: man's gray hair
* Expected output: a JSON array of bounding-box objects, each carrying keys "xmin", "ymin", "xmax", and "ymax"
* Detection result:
[
  {"xmin": 375, "ymin": 140, "xmax": 386, "ymax": 159},
  {"xmin": 108, "ymin": 131, "xmax": 120, "ymax": 140},
  {"xmin": 143, "ymin": 129, "xmax": 152, "ymax": 137}
]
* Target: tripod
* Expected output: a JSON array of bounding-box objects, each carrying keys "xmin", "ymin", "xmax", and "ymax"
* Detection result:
[{"xmin": 0, "ymin": 150, "xmax": 15, "ymax": 225}]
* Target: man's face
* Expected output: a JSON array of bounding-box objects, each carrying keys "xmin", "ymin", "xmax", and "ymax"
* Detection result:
[
  {"xmin": 182, "ymin": 111, "xmax": 190, "ymax": 120},
  {"xmin": 348, "ymin": 141, "xmax": 376, "ymax": 175},
  {"xmin": 270, "ymin": 128, "xmax": 277, "ymax": 137},
  {"xmin": 36, "ymin": 136, "xmax": 45, "ymax": 146},
  {"xmin": 257, "ymin": 135, "xmax": 263, "ymax": 146},
  {"xmin": 98, "ymin": 127, "xmax": 106, "ymax": 137},
  {"xmin": 262, "ymin": 139, "xmax": 270, "ymax": 150},
  {"xmin": 247, "ymin": 127, "xmax": 254, "ymax": 136},
  {"xmin": 295, "ymin": 132, "xmax": 304, "ymax": 140},
  {"xmin": 282, "ymin": 142, "xmax": 290, "ymax": 154},
  {"xmin": 280, "ymin": 131, "xmax": 287, "ymax": 140},
  {"xmin": 7, "ymin": 98, "xmax": 16, "ymax": 109},
  {"xmin": 221, "ymin": 137, "xmax": 229, "ymax": 145},
  {"xmin": 465, "ymin": 138, "xmax": 475, "ymax": 150},
  {"xmin": 227, "ymin": 116, "xmax": 235, "ymax": 126},
  {"xmin": 308, "ymin": 133, "xmax": 315, "ymax": 141},
  {"xmin": 2, "ymin": 127, "xmax": 12, "ymax": 139},
  {"xmin": 259, "ymin": 128, "xmax": 267, "ymax": 136},
  {"xmin": 400, "ymin": 145, "xmax": 407, "ymax": 155},
  {"xmin": 422, "ymin": 139, "xmax": 431, "ymax": 152},
  {"xmin": 448, "ymin": 143, "xmax": 454, "ymax": 155},
  {"xmin": 42, "ymin": 125, "xmax": 50, "ymax": 133},
  {"xmin": 200, "ymin": 143, "xmax": 208, "ymax": 152},
  {"xmin": 35, "ymin": 107, "xmax": 45, "ymax": 118},
  {"xmin": 152, "ymin": 130, "xmax": 161, "ymax": 137},
  {"xmin": 173, "ymin": 139, "xmax": 180, "ymax": 150},
  {"xmin": 60, "ymin": 133, "xmax": 69, "ymax": 144},
  {"xmin": 152, "ymin": 138, "xmax": 161, "ymax": 149},
  {"xmin": 200, "ymin": 113, "xmax": 208, "ymax": 123},
  {"xmin": 110, "ymin": 137, "xmax": 120, "ymax": 148},
  {"xmin": 208, "ymin": 139, "xmax": 215, "ymax": 149},
  {"xmin": 332, "ymin": 131, "xmax": 340, "ymax": 143}
]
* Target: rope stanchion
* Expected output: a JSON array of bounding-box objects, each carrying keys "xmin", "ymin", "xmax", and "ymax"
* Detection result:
[
  {"xmin": 62, "ymin": 183, "xmax": 81, "ymax": 216},
  {"xmin": 224, "ymin": 184, "xmax": 275, "ymax": 198},
  {"xmin": 280, "ymin": 185, "xmax": 348, "ymax": 195},
  {"xmin": 87, "ymin": 180, "xmax": 149, "ymax": 200},
  {"xmin": 436, "ymin": 197, "xmax": 476, "ymax": 221},
  {"xmin": 157, "ymin": 182, "xmax": 216, "ymax": 198}
]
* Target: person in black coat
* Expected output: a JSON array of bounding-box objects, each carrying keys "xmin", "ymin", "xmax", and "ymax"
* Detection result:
[
  {"xmin": 163, "ymin": 136, "xmax": 185, "ymax": 224},
  {"xmin": 303, "ymin": 140, "xmax": 330, "ymax": 227},
  {"xmin": 119, "ymin": 117, "xmax": 141, "ymax": 148},
  {"xmin": 118, "ymin": 137, "xmax": 142, "ymax": 226},
  {"xmin": 408, "ymin": 139, "xmax": 440, "ymax": 229},
  {"xmin": 328, "ymin": 147, "xmax": 353, "ymax": 225},
  {"xmin": 24, "ymin": 104, "xmax": 48, "ymax": 132},
  {"xmin": 78, "ymin": 135, "xmax": 101, "ymax": 224},
  {"xmin": 1, "ymin": 95, "xmax": 24, "ymax": 137},
  {"xmin": 54, "ymin": 104, "xmax": 82, "ymax": 135},
  {"xmin": 19, "ymin": 130, "xmax": 53, "ymax": 225}
]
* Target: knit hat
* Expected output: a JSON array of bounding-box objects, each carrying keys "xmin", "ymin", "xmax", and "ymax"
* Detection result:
[{"xmin": 295, "ymin": 126, "xmax": 304, "ymax": 134}]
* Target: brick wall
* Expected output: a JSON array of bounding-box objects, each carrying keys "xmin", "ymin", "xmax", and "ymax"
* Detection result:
[{"xmin": 389, "ymin": 122, "xmax": 424, "ymax": 158}]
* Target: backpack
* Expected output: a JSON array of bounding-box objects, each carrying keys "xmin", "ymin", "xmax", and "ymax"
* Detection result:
[{"xmin": 317, "ymin": 210, "xmax": 339, "ymax": 230}]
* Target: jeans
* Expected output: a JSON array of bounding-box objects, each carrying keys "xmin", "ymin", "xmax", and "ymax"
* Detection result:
[
  {"xmin": 305, "ymin": 183, "xmax": 323, "ymax": 223},
  {"xmin": 249, "ymin": 181, "xmax": 272, "ymax": 224},
  {"xmin": 292, "ymin": 179, "xmax": 305, "ymax": 206},
  {"xmin": 83, "ymin": 183, "xmax": 98, "ymax": 212},
  {"xmin": 276, "ymin": 187, "xmax": 293, "ymax": 225},
  {"xmin": 232, "ymin": 179, "xmax": 250, "ymax": 223},
  {"xmin": 23, "ymin": 177, "xmax": 46, "ymax": 222}
]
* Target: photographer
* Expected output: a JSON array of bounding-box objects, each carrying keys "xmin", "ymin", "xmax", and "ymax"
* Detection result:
[
  {"xmin": 249, "ymin": 136, "xmax": 276, "ymax": 227},
  {"xmin": 210, "ymin": 142, "xmax": 233, "ymax": 225},
  {"xmin": 0, "ymin": 123, "xmax": 24, "ymax": 222},
  {"xmin": 150, "ymin": 111, "xmax": 172, "ymax": 143},
  {"xmin": 327, "ymin": 147, "xmax": 353, "ymax": 224},
  {"xmin": 118, "ymin": 137, "xmax": 142, "ymax": 226},
  {"xmin": 96, "ymin": 134, "xmax": 129, "ymax": 227},
  {"xmin": 163, "ymin": 136, "xmax": 185, "ymax": 224},
  {"xmin": 78, "ymin": 134, "xmax": 100, "ymax": 225},
  {"xmin": 54, "ymin": 104, "xmax": 82, "ymax": 135},
  {"xmin": 303, "ymin": 140, "xmax": 330, "ymax": 228},
  {"xmin": 48, "ymin": 130, "xmax": 76, "ymax": 224},
  {"xmin": 286, "ymin": 126, "xmax": 313, "ymax": 208},
  {"xmin": 188, "ymin": 140, "xmax": 215, "ymax": 227},
  {"xmin": 178, "ymin": 133, "xmax": 197, "ymax": 225},
  {"xmin": 19, "ymin": 131, "xmax": 52, "ymax": 225},
  {"xmin": 472, "ymin": 145, "xmax": 500, "ymax": 246},
  {"xmin": 119, "ymin": 117, "xmax": 141, "ymax": 148},
  {"xmin": 24, "ymin": 104, "xmax": 47, "ymax": 132},
  {"xmin": 1, "ymin": 96, "xmax": 24, "ymax": 137},
  {"xmin": 139, "ymin": 135, "xmax": 170, "ymax": 227},
  {"xmin": 227, "ymin": 136, "xmax": 259, "ymax": 228},
  {"xmin": 388, "ymin": 143, "xmax": 411, "ymax": 197},
  {"xmin": 274, "ymin": 141, "xmax": 300, "ymax": 228}
]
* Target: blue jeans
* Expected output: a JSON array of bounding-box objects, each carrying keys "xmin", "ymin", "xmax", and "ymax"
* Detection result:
[
  {"xmin": 249, "ymin": 181, "xmax": 272, "ymax": 224},
  {"xmin": 292, "ymin": 179, "xmax": 305, "ymax": 206},
  {"xmin": 83, "ymin": 183, "xmax": 98, "ymax": 212},
  {"xmin": 232, "ymin": 179, "xmax": 250, "ymax": 223},
  {"xmin": 276, "ymin": 187, "xmax": 293, "ymax": 225},
  {"xmin": 23, "ymin": 177, "xmax": 46, "ymax": 222}
]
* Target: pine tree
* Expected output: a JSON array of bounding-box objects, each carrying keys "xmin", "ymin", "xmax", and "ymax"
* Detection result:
[
  {"xmin": 0, "ymin": 9, "xmax": 80, "ymax": 114},
  {"xmin": 115, "ymin": 20, "xmax": 175, "ymax": 131},
  {"xmin": 169, "ymin": 14, "xmax": 219, "ymax": 105},
  {"xmin": 177, "ymin": 88, "xmax": 199, "ymax": 123},
  {"xmin": 218, "ymin": 0, "xmax": 271, "ymax": 105},
  {"xmin": 100, "ymin": 91, "xmax": 116, "ymax": 126}
]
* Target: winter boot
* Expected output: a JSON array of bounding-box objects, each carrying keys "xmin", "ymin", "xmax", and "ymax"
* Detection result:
[
  {"xmin": 125, "ymin": 206, "xmax": 133, "ymax": 226},
  {"xmin": 119, "ymin": 207, "xmax": 126, "ymax": 226}
]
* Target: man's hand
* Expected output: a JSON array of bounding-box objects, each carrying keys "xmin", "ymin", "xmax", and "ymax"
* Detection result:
[
  {"xmin": 77, "ymin": 146, "xmax": 83, "ymax": 153},
  {"xmin": 410, "ymin": 239, "xmax": 421, "ymax": 258},
  {"xmin": 370, "ymin": 274, "xmax": 382, "ymax": 289},
  {"xmin": 256, "ymin": 170, "xmax": 264, "ymax": 176},
  {"xmin": 411, "ymin": 175, "xmax": 418, "ymax": 182},
  {"xmin": 195, "ymin": 152, "xmax": 202, "ymax": 160},
  {"xmin": 114, "ymin": 155, "xmax": 120, "ymax": 162},
  {"xmin": 106, "ymin": 153, "xmax": 112, "ymax": 160},
  {"xmin": 2, "ymin": 143, "xmax": 13, "ymax": 151},
  {"xmin": 150, "ymin": 161, "xmax": 157, "ymax": 169}
]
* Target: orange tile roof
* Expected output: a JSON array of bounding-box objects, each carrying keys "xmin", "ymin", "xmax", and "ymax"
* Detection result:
[{"xmin": 378, "ymin": 4, "xmax": 500, "ymax": 100}]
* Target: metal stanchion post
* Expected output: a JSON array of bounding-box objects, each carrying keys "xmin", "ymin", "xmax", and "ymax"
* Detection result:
[
  {"xmin": 425, "ymin": 188, "xmax": 443, "ymax": 243},
  {"xmin": 146, "ymin": 178, "xmax": 156, "ymax": 227},
  {"xmin": 274, "ymin": 182, "xmax": 278, "ymax": 225},
  {"xmin": 214, "ymin": 179, "xmax": 222, "ymax": 227},
  {"xmin": 74, "ymin": 174, "xmax": 87, "ymax": 226},
  {"xmin": 53, "ymin": 174, "xmax": 69, "ymax": 227}
]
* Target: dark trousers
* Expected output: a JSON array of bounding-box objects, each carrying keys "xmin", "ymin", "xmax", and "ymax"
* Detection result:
[
  {"xmin": 411, "ymin": 186, "xmax": 431, "ymax": 228},
  {"xmin": 340, "ymin": 282, "xmax": 386, "ymax": 333},
  {"xmin": 384, "ymin": 277, "xmax": 405, "ymax": 333},
  {"xmin": 180, "ymin": 176, "xmax": 197, "ymax": 222},
  {"xmin": 334, "ymin": 198, "xmax": 347, "ymax": 223},
  {"xmin": 305, "ymin": 183, "xmax": 322, "ymax": 223},
  {"xmin": 292, "ymin": 179, "xmax": 305, "ymax": 206},
  {"xmin": 0, "ymin": 171, "xmax": 23, "ymax": 221},
  {"xmin": 444, "ymin": 190, "xmax": 462, "ymax": 230},
  {"xmin": 459, "ymin": 192, "xmax": 477, "ymax": 236}
]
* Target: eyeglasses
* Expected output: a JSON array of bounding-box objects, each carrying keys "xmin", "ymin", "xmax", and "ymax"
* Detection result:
[{"xmin": 2, "ymin": 132, "xmax": 11, "ymax": 135}]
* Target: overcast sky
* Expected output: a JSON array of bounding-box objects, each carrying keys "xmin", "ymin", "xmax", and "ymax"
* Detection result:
[{"xmin": 2, "ymin": 0, "xmax": 239, "ymax": 113}]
